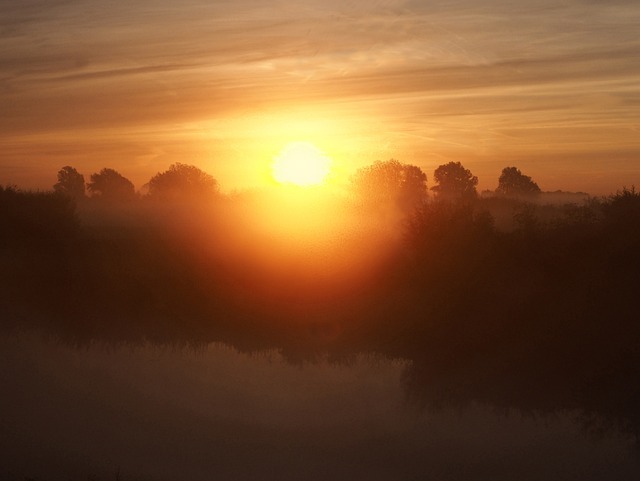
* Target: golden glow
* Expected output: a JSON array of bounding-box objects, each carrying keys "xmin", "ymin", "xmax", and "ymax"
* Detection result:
[
  {"xmin": 226, "ymin": 186, "xmax": 396, "ymax": 292},
  {"xmin": 272, "ymin": 142, "xmax": 332, "ymax": 186}
]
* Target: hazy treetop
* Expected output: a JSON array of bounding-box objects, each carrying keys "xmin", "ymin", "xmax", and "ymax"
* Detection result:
[
  {"xmin": 351, "ymin": 159, "xmax": 428, "ymax": 212},
  {"xmin": 54, "ymin": 166, "xmax": 85, "ymax": 199},
  {"xmin": 496, "ymin": 167, "xmax": 541, "ymax": 197},
  {"xmin": 147, "ymin": 163, "xmax": 219, "ymax": 202},
  {"xmin": 431, "ymin": 162, "xmax": 478, "ymax": 201},
  {"xmin": 87, "ymin": 168, "xmax": 136, "ymax": 201}
]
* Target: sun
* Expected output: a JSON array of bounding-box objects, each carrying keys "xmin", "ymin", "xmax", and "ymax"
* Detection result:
[{"xmin": 272, "ymin": 142, "xmax": 332, "ymax": 186}]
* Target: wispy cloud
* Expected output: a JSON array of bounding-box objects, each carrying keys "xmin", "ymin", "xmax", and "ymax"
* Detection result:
[{"xmin": 0, "ymin": 0, "xmax": 638, "ymax": 193}]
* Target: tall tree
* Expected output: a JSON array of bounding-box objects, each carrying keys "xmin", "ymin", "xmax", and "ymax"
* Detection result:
[
  {"xmin": 87, "ymin": 168, "xmax": 136, "ymax": 201},
  {"xmin": 147, "ymin": 163, "xmax": 219, "ymax": 202},
  {"xmin": 496, "ymin": 166, "xmax": 541, "ymax": 196},
  {"xmin": 53, "ymin": 166, "xmax": 85, "ymax": 199},
  {"xmin": 351, "ymin": 159, "xmax": 427, "ymax": 211},
  {"xmin": 431, "ymin": 161, "xmax": 478, "ymax": 200}
]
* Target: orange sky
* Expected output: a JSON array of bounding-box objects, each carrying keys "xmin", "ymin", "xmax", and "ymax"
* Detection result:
[{"xmin": 1, "ymin": 0, "xmax": 639, "ymax": 195}]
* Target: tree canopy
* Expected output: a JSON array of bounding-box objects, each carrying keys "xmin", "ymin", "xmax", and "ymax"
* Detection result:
[
  {"xmin": 431, "ymin": 161, "xmax": 478, "ymax": 200},
  {"xmin": 87, "ymin": 168, "xmax": 136, "ymax": 201},
  {"xmin": 351, "ymin": 159, "xmax": 428, "ymax": 211},
  {"xmin": 146, "ymin": 163, "xmax": 219, "ymax": 202},
  {"xmin": 53, "ymin": 166, "xmax": 85, "ymax": 199},
  {"xmin": 496, "ymin": 166, "xmax": 541, "ymax": 196}
]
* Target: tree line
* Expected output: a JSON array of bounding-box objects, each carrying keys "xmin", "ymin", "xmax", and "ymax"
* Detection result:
[
  {"xmin": 51, "ymin": 160, "xmax": 540, "ymax": 207},
  {"xmin": 53, "ymin": 163, "xmax": 220, "ymax": 202}
]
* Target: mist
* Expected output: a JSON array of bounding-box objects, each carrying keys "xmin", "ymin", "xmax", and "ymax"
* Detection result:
[{"xmin": 1, "ymin": 172, "xmax": 639, "ymax": 480}]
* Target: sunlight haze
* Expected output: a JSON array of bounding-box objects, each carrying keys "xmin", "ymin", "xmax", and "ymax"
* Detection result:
[
  {"xmin": 3, "ymin": 3, "xmax": 640, "ymax": 479},
  {"xmin": 1, "ymin": 0, "xmax": 639, "ymax": 193},
  {"xmin": 272, "ymin": 142, "xmax": 332, "ymax": 186}
]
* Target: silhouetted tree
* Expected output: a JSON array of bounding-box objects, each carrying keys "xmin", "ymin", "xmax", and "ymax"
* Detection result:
[
  {"xmin": 351, "ymin": 159, "xmax": 428, "ymax": 211},
  {"xmin": 496, "ymin": 166, "xmax": 540, "ymax": 197},
  {"xmin": 431, "ymin": 161, "xmax": 478, "ymax": 200},
  {"xmin": 0, "ymin": 185, "xmax": 79, "ymax": 243},
  {"xmin": 53, "ymin": 166, "xmax": 85, "ymax": 199},
  {"xmin": 603, "ymin": 186, "xmax": 640, "ymax": 218},
  {"xmin": 406, "ymin": 200, "xmax": 495, "ymax": 261},
  {"xmin": 146, "ymin": 163, "xmax": 219, "ymax": 202},
  {"xmin": 602, "ymin": 186, "xmax": 640, "ymax": 237},
  {"xmin": 87, "ymin": 168, "xmax": 136, "ymax": 201}
]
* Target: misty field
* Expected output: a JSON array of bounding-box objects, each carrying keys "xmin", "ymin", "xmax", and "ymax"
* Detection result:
[{"xmin": 1, "ymin": 180, "xmax": 640, "ymax": 480}]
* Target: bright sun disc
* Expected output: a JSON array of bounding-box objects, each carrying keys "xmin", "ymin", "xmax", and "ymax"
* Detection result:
[{"xmin": 272, "ymin": 142, "xmax": 331, "ymax": 186}]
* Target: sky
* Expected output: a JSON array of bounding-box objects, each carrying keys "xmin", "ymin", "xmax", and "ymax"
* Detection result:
[{"xmin": 1, "ymin": 0, "xmax": 639, "ymax": 195}]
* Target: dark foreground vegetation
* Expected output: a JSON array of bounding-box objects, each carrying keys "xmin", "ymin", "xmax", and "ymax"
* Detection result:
[{"xmin": 1, "ymin": 172, "xmax": 639, "ymax": 443}]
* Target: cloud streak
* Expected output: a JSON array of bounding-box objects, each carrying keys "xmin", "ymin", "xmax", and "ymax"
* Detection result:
[{"xmin": 0, "ymin": 0, "xmax": 639, "ymax": 193}]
